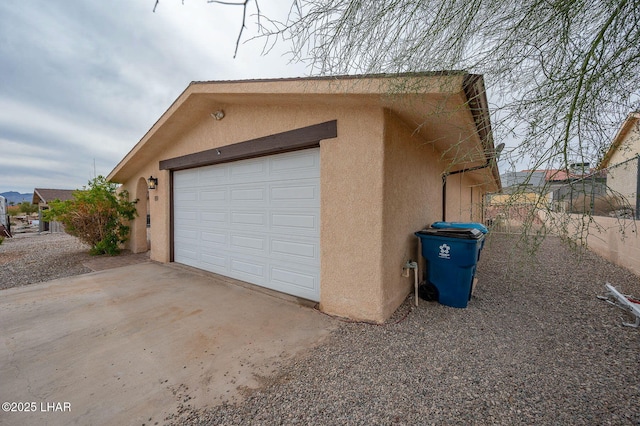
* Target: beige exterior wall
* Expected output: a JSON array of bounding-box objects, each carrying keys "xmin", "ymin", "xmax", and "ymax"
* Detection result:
[
  {"xmin": 559, "ymin": 214, "xmax": 640, "ymax": 277},
  {"xmin": 319, "ymin": 108, "xmax": 386, "ymax": 321},
  {"xmin": 605, "ymin": 119, "xmax": 639, "ymax": 212},
  {"xmin": 379, "ymin": 110, "xmax": 444, "ymax": 319},
  {"xmin": 607, "ymin": 158, "xmax": 638, "ymax": 211},
  {"xmin": 608, "ymin": 121, "xmax": 640, "ymax": 166},
  {"xmin": 444, "ymin": 171, "xmax": 487, "ymax": 222}
]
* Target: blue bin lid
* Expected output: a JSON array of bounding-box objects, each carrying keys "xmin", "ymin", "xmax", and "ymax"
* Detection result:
[
  {"xmin": 416, "ymin": 227, "xmax": 484, "ymax": 240},
  {"xmin": 431, "ymin": 221, "xmax": 488, "ymax": 234}
]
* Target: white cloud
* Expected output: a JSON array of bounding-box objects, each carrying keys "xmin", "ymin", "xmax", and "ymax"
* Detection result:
[{"xmin": 0, "ymin": 1, "xmax": 306, "ymax": 194}]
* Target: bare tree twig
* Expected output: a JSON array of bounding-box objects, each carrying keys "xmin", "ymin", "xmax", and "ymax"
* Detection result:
[{"xmin": 208, "ymin": 0, "xmax": 251, "ymax": 58}]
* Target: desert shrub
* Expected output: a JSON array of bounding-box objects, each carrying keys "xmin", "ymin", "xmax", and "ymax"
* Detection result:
[
  {"xmin": 44, "ymin": 176, "xmax": 137, "ymax": 255},
  {"xmin": 18, "ymin": 202, "xmax": 38, "ymax": 215}
]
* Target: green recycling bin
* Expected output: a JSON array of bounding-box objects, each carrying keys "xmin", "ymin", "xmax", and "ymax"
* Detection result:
[{"xmin": 415, "ymin": 227, "xmax": 484, "ymax": 308}]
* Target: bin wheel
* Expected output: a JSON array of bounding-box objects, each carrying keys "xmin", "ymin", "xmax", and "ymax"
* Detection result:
[{"xmin": 419, "ymin": 282, "xmax": 439, "ymax": 301}]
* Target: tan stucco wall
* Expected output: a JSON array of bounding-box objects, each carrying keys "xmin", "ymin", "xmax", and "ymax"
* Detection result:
[
  {"xmin": 543, "ymin": 213, "xmax": 640, "ymax": 277},
  {"xmin": 444, "ymin": 172, "xmax": 487, "ymax": 222},
  {"xmin": 379, "ymin": 110, "xmax": 444, "ymax": 319},
  {"xmin": 319, "ymin": 108, "xmax": 387, "ymax": 321},
  {"xmin": 584, "ymin": 216, "xmax": 640, "ymax": 277},
  {"xmin": 119, "ymin": 165, "xmax": 170, "ymax": 261},
  {"xmin": 607, "ymin": 157, "xmax": 638, "ymax": 210}
]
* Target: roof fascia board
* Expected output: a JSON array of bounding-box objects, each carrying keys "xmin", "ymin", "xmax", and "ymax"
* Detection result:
[{"xmin": 462, "ymin": 74, "xmax": 501, "ymax": 190}]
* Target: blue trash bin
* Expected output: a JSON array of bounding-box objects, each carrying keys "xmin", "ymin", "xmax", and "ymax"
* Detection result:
[{"xmin": 415, "ymin": 227, "xmax": 484, "ymax": 308}]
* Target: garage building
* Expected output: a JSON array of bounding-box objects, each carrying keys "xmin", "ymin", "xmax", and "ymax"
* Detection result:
[{"xmin": 107, "ymin": 73, "xmax": 501, "ymax": 323}]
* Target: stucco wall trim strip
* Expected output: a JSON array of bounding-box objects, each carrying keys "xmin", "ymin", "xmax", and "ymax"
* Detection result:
[{"xmin": 159, "ymin": 120, "xmax": 337, "ymax": 171}]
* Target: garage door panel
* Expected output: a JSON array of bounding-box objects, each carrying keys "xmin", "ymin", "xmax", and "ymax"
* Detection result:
[
  {"xmin": 199, "ymin": 166, "xmax": 227, "ymax": 182},
  {"xmin": 230, "ymin": 159, "xmax": 267, "ymax": 180},
  {"xmin": 175, "ymin": 190, "xmax": 198, "ymax": 203},
  {"xmin": 201, "ymin": 231, "xmax": 228, "ymax": 246},
  {"xmin": 271, "ymin": 212, "xmax": 318, "ymax": 234},
  {"xmin": 174, "ymin": 172, "xmax": 198, "ymax": 188},
  {"xmin": 271, "ymin": 266, "xmax": 317, "ymax": 293},
  {"xmin": 230, "ymin": 234, "xmax": 266, "ymax": 252},
  {"xmin": 200, "ymin": 189, "xmax": 227, "ymax": 202},
  {"xmin": 270, "ymin": 237, "xmax": 318, "ymax": 261},
  {"xmin": 270, "ymin": 150, "xmax": 319, "ymax": 176},
  {"xmin": 201, "ymin": 252, "xmax": 228, "ymax": 269},
  {"xmin": 200, "ymin": 210, "xmax": 228, "ymax": 226},
  {"xmin": 175, "ymin": 210, "xmax": 198, "ymax": 227},
  {"xmin": 270, "ymin": 183, "xmax": 319, "ymax": 205},
  {"xmin": 174, "ymin": 229, "xmax": 198, "ymax": 241},
  {"xmin": 231, "ymin": 211, "xmax": 266, "ymax": 227},
  {"xmin": 230, "ymin": 257, "xmax": 266, "ymax": 281},
  {"xmin": 230, "ymin": 186, "xmax": 267, "ymax": 203},
  {"xmin": 173, "ymin": 149, "xmax": 320, "ymax": 301},
  {"xmin": 174, "ymin": 245, "xmax": 199, "ymax": 262}
]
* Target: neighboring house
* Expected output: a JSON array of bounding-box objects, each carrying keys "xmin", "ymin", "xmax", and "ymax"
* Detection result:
[
  {"xmin": 486, "ymin": 170, "xmax": 550, "ymax": 230},
  {"xmin": 32, "ymin": 188, "xmax": 76, "ymax": 233},
  {"xmin": 528, "ymin": 166, "xmax": 607, "ymax": 214},
  {"xmin": 107, "ymin": 73, "xmax": 502, "ymax": 322},
  {"xmin": 492, "ymin": 167, "xmax": 607, "ymax": 210},
  {"xmin": 598, "ymin": 111, "xmax": 640, "ymax": 219}
]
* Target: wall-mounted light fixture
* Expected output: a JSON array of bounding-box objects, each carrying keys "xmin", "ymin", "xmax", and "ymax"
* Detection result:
[
  {"xmin": 211, "ymin": 110, "xmax": 225, "ymax": 120},
  {"xmin": 148, "ymin": 176, "xmax": 158, "ymax": 190}
]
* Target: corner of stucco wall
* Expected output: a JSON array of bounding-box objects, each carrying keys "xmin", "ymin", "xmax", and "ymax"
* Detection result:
[
  {"xmin": 379, "ymin": 108, "xmax": 444, "ymax": 320},
  {"xmin": 318, "ymin": 107, "xmax": 388, "ymax": 323},
  {"xmin": 148, "ymin": 169, "xmax": 171, "ymax": 263}
]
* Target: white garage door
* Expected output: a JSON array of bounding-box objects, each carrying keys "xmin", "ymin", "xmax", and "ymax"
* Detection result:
[{"xmin": 173, "ymin": 149, "xmax": 320, "ymax": 301}]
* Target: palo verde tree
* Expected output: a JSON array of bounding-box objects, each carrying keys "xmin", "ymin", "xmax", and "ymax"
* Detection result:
[
  {"xmin": 44, "ymin": 176, "xmax": 137, "ymax": 255},
  {"xmin": 227, "ymin": 0, "xmax": 640, "ymax": 243},
  {"xmin": 155, "ymin": 0, "xmax": 639, "ymax": 244}
]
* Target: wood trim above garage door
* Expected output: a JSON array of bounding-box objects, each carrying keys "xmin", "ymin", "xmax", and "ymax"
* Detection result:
[{"xmin": 159, "ymin": 120, "xmax": 337, "ymax": 171}]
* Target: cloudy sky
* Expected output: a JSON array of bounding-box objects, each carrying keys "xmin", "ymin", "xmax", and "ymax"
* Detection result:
[{"xmin": 0, "ymin": 0, "xmax": 306, "ymax": 194}]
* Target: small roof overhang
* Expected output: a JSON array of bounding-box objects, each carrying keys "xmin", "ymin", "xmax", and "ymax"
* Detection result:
[
  {"xmin": 108, "ymin": 72, "xmax": 501, "ymax": 191},
  {"xmin": 32, "ymin": 188, "xmax": 76, "ymax": 205}
]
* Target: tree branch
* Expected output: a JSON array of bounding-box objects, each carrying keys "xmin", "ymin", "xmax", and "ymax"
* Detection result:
[{"xmin": 209, "ymin": 0, "xmax": 252, "ymax": 58}]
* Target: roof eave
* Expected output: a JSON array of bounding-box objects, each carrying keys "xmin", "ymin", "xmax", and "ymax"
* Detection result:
[{"xmin": 598, "ymin": 111, "xmax": 640, "ymax": 169}]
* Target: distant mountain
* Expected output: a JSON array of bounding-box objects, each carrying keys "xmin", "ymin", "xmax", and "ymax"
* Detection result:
[{"xmin": 1, "ymin": 192, "xmax": 33, "ymax": 204}]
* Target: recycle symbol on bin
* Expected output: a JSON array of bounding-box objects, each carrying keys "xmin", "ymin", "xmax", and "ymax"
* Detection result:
[{"xmin": 439, "ymin": 243, "xmax": 451, "ymax": 258}]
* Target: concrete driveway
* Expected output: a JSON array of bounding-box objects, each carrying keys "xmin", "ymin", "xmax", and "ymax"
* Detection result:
[{"xmin": 0, "ymin": 262, "xmax": 336, "ymax": 425}]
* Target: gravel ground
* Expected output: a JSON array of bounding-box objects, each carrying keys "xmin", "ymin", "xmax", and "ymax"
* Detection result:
[
  {"xmin": 0, "ymin": 232, "xmax": 93, "ymax": 290},
  {"xmin": 166, "ymin": 233, "xmax": 640, "ymax": 426},
  {"xmin": 2, "ymin": 232, "xmax": 639, "ymax": 424}
]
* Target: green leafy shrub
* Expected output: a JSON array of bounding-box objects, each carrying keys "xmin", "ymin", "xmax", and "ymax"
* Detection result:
[
  {"xmin": 44, "ymin": 176, "xmax": 137, "ymax": 255},
  {"xmin": 18, "ymin": 202, "xmax": 38, "ymax": 215}
]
